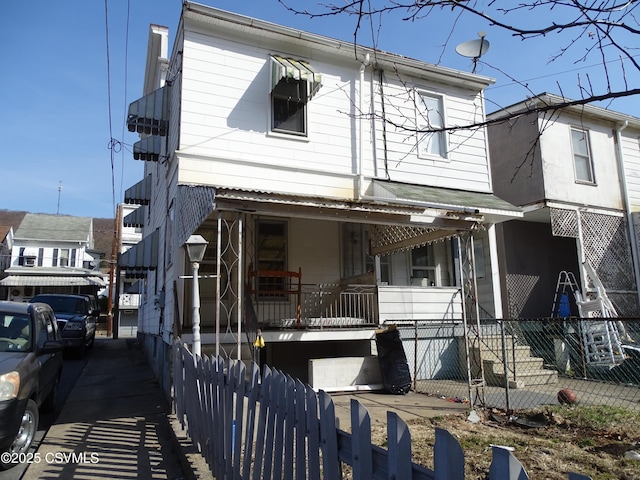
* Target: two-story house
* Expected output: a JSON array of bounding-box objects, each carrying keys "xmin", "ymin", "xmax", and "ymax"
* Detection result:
[
  {"xmin": 121, "ymin": 3, "xmax": 522, "ymax": 394},
  {"xmin": 487, "ymin": 93, "xmax": 640, "ymax": 320},
  {"xmin": 0, "ymin": 213, "xmax": 106, "ymax": 301}
]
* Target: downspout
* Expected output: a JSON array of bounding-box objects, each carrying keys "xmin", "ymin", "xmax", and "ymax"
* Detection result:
[
  {"xmin": 614, "ymin": 121, "xmax": 640, "ymax": 309},
  {"xmin": 358, "ymin": 53, "xmax": 370, "ymax": 199}
]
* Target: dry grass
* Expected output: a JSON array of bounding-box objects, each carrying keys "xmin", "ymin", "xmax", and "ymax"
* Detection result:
[{"xmin": 366, "ymin": 404, "xmax": 640, "ymax": 479}]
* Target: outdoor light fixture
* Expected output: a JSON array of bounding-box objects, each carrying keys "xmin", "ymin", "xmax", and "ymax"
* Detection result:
[{"xmin": 184, "ymin": 234, "xmax": 209, "ymax": 357}]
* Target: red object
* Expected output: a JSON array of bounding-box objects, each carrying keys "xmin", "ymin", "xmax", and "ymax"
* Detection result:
[{"xmin": 557, "ymin": 388, "xmax": 577, "ymax": 404}]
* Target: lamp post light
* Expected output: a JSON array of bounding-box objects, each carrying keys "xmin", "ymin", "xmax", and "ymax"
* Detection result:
[{"xmin": 184, "ymin": 234, "xmax": 209, "ymax": 357}]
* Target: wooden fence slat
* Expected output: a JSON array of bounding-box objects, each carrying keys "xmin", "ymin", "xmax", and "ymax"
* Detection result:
[
  {"xmin": 489, "ymin": 445, "xmax": 530, "ymax": 480},
  {"xmin": 242, "ymin": 363, "xmax": 260, "ymax": 480},
  {"xmin": 222, "ymin": 357, "xmax": 234, "ymax": 479},
  {"xmin": 294, "ymin": 379, "xmax": 308, "ymax": 480},
  {"xmin": 268, "ymin": 372, "xmax": 286, "ymax": 480},
  {"xmin": 211, "ymin": 356, "xmax": 223, "ymax": 471},
  {"xmin": 305, "ymin": 387, "xmax": 321, "ymax": 480},
  {"xmin": 215, "ymin": 356, "xmax": 226, "ymax": 478},
  {"xmin": 388, "ymin": 412, "xmax": 412, "ymax": 480},
  {"xmin": 233, "ymin": 360, "xmax": 246, "ymax": 480},
  {"xmin": 434, "ymin": 427, "xmax": 464, "ymax": 480},
  {"xmin": 198, "ymin": 356, "xmax": 212, "ymax": 470},
  {"xmin": 252, "ymin": 365, "xmax": 272, "ymax": 480},
  {"xmin": 351, "ymin": 399, "xmax": 373, "ymax": 480},
  {"xmin": 283, "ymin": 376, "xmax": 296, "ymax": 480},
  {"xmin": 319, "ymin": 391, "xmax": 341, "ymax": 480}
]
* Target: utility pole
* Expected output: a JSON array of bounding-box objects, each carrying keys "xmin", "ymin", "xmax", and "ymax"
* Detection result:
[
  {"xmin": 107, "ymin": 205, "xmax": 121, "ymax": 337},
  {"xmin": 56, "ymin": 182, "xmax": 62, "ymax": 214}
]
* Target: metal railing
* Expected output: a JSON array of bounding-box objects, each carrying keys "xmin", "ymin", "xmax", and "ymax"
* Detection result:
[
  {"xmin": 254, "ymin": 283, "xmax": 377, "ymax": 328},
  {"xmin": 393, "ymin": 318, "xmax": 640, "ymax": 411}
]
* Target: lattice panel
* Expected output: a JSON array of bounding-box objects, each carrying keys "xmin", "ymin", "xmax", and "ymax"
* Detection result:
[
  {"xmin": 505, "ymin": 274, "xmax": 540, "ymax": 318},
  {"xmin": 581, "ymin": 212, "xmax": 635, "ymax": 291},
  {"xmin": 177, "ymin": 185, "xmax": 216, "ymax": 247},
  {"xmin": 581, "ymin": 211, "xmax": 638, "ymax": 316},
  {"xmin": 370, "ymin": 224, "xmax": 453, "ymax": 255},
  {"xmin": 550, "ymin": 208, "xmax": 578, "ymax": 238}
]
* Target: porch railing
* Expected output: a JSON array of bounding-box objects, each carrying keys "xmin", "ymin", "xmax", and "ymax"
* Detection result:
[{"xmin": 254, "ymin": 283, "xmax": 378, "ymax": 328}]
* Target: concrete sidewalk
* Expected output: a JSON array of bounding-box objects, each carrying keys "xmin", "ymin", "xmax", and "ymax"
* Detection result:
[{"xmin": 24, "ymin": 338, "xmax": 189, "ymax": 480}]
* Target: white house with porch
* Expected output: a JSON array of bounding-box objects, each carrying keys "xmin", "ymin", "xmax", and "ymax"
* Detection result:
[
  {"xmin": 121, "ymin": 3, "xmax": 521, "ymax": 397},
  {"xmin": 0, "ymin": 213, "xmax": 105, "ymax": 301}
]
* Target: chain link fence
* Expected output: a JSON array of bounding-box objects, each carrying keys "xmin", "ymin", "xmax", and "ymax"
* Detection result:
[{"xmin": 388, "ymin": 318, "xmax": 640, "ymax": 411}]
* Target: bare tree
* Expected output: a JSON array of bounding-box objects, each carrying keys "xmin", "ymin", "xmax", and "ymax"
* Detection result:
[{"xmin": 280, "ymin": 0, "xmax": 640, "ymax": 172}]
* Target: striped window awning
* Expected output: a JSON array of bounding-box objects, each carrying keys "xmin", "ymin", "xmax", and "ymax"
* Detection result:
[
  {"xmin": 118, "ymin": 229, "xmax": 159, "ymax": 276},
  {"xmin": 270, "ymin": 55, "xmax": 322, "ymax": 101},
  {"xmin": 123, "ymin": 206, "xmax": 146, "ymax": 228},
  {"xmin": 124, "ymin": 175, "xmax": 152, "ymax": 205},
  {"xmin": 133, "ymin": 136, "xmax": 162, "ymax": 162},
  {"xmin": 127, "ymin": 85, "xmax": 169, "ymax": 136}
]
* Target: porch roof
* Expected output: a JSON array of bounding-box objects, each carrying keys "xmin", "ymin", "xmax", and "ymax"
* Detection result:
[
  {"xmin": 371, "ymin": 181, "xmax": 522, "ymax": 223},
  {"xmin": 0, "ymin": 274, "xmax": 105, "ymax": 287}
]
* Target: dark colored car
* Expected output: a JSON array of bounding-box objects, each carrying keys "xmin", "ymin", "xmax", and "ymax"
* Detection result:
[
  {"xmin": 29, "ymin": 294, "xmax": 98, "ymax": 356},
  {"xmin": 0, "ymin": 301, "xmax": 63, "ymax": 469}
]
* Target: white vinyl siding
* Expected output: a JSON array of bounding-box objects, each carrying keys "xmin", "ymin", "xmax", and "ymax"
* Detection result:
[{"xmin": 178, "ymin": 29, "xmax": 493, "ymax": 197}]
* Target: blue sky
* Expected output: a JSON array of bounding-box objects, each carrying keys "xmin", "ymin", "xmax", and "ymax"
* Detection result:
[{"xmin": 1, "ymin": 1, "xmax": 637, "ymax": 219}]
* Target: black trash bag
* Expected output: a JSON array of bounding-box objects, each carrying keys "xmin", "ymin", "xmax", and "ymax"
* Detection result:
[{"xmin": 375, "ymin": 325, "xmax": 412, "ymax": 394}]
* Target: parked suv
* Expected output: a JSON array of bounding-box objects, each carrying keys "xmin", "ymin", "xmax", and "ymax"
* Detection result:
[
  {"xmin": 0, "ymin": 301, "xmax": 63, "ymax": 469},
  {"xmin": 29, "ymin": 294, "xmax": 98, "ymax": 356}
]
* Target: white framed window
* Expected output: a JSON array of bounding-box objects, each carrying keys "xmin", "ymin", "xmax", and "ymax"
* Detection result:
[
  {"xmin": 571, "ymin": 127, "xmax": 595, "ymax": 183},
  {"xmin": 271, "ymin": 81, "xmax": 307, "ymax": 136},
  {"xmin": 269, "ymin": 56, "xmax": 322, "ymax": 138},
  {"xmin": 410, "ymin": 241, "xmax": 454, "ymax": 287},
  {"xmin": 416, "ymin": 92, "xmax": 447, "ymax": 159}
]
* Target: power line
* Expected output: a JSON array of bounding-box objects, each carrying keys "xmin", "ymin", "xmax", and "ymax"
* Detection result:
[{"xmin": 103, "ymin": 0, "xmax": 117, "ymax": 217}]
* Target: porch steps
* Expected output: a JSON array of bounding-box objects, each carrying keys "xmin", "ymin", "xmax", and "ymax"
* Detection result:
[{"xmin": 474, "ymin": 335, "xmax": 558, "ymax": 388}]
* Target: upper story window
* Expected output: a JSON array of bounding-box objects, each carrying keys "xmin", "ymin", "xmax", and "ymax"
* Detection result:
[
  {"xmin": 571, "ymin": 127, "xmax": 595, "ymax": 184},
  {"xmin": 416, "ymin": 92, "xmax": 447, "ymax": 159},
  {"xmin": 269, "ymin": 56, "xmax": 322, "ymax": 137}
]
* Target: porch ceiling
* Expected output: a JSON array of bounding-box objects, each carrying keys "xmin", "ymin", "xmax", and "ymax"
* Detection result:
[{"xmin": 213, "ymin": 189, "xmax": 478, "ymax": 230}]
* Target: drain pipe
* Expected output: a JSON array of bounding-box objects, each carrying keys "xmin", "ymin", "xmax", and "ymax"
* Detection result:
[
  {"xmin": 358, "ymin": 53, "xmax": 370, "ymax": 199},
  {"xmin": 615, "ymin": 121, "xmax": 640, "ymax": 308}
]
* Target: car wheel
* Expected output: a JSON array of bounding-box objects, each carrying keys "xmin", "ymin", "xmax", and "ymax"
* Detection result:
[
  {"xmin": 0, "ymin": 399, "xmax": 39, "ymax": 470},
  {"xmin": 42, "ymin": 374, "xmax": 60, "ymax": 413}
]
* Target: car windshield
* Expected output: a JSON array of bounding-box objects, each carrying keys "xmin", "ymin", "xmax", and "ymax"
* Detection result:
[
  {"xmin": 0, "ymin": 314, "xmax": 32, "ymax": 352},
  {"xmin": 37, "ymin": 297, "xmax": 85, "ymax": 315}
]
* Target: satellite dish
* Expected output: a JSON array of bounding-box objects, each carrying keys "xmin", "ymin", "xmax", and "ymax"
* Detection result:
[{"xmin": 455, "ymin": 31, "xmax": 490, "ymax": 73}]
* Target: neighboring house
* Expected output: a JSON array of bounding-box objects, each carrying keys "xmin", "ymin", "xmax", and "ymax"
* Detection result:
[
  {"xmin": 487, "ymin": 93, "xmax": 640, "ymax": 319},
  {"xmin": 121, "ymin": 3, "xmax": 521, "ymax": 394},
  {"xmin": 0, "ymin": 213, "xmax": 106, "ymax": 301},
  {"xmin": 0, "ymin": 226, "xmax": 14, "ymax": 297}
]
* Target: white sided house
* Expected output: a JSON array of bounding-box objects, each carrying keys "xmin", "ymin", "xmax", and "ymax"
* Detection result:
[
  {"xmin": 488, "ymin": 93, "xmax": 640, "ymax": 319},
  {"xmin": 121, "ymin": 3, "xmax": 521, "ymax": 396},
  {"xmin": 0, "ymin": 213, "xmax": 105, "ymax": 301}
]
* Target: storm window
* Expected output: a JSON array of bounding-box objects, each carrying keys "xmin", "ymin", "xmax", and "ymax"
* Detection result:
[
  {"xmin": 416, "ymin": 92, "xmax": 447, "ymax": 159},
  {"xmin": 571, "ymin": 127, "xmax": 595, "ymax": 183}
]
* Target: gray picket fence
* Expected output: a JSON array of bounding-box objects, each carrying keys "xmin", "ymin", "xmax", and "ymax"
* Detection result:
[{"xmin": 172, "ymin": 338, "xmax": 591, "ymax": 479}]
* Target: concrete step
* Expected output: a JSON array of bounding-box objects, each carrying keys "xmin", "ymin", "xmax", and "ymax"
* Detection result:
[
  {"xmin": 484, "ymin": 360, "xmax": 558, "ymax": 388},
  {"xmin": 475, "ymin": 344, "xmax": 535, "ymax": 362}
]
